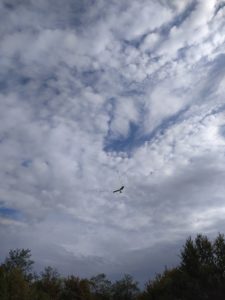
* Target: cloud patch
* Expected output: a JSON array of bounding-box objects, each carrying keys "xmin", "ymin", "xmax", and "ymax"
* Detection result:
[{"xmin": 1, "ymin": 0, "xmax": 225, "ymax": 285}]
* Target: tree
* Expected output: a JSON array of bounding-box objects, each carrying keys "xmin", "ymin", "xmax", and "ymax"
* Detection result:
[
  {"xmin": 0, "ymin": 266, "xmax": 7, "ymax": 300},
  {"xmin": 89, "ymin": 273, "xmax": 112, "ymax": 300},
  {"xmin": 141, "ymin": 233, "xmax": 225, "ymax": 300},
  {"xmin": 180, "ymin": 236, "xmax": 200, "ymax": 277},
  {"xmin": 112, "ymin": 274, "xmax": 139, "ymax": 300},
  {"xmin": 4, "ymin": 248, "xmax": 34, "ymax": 279},
  {"xmin": 212, "ymin": 233, "xmax": 225, "ymax": 299},
  {"xmin": 1, "ymin": 249, "xmax": 34, "ymax": 299},
  {"xmin": 6, "ymin": 267, "xmax": 30, "ymax": 300},
  {"xmin": 213, "ymin": 233, "xmax": 225, "ymax": 276},
  {"xmin": 37, "ymin": 266, "xmax": 62, "ymax": 300},
  {"xmin": 61, "ymin": 275, "xmax": 91, "ymax": 300}
]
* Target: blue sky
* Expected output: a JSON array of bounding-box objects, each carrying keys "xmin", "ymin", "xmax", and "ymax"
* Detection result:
[{"xmin": 1, "ymin": 0, "xmax": 225, "ymax": 285}]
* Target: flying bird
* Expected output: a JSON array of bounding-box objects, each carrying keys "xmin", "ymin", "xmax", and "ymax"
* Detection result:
[{"xmin": 113, "ymin": 186, "xmax": 124, "ymax": 194}]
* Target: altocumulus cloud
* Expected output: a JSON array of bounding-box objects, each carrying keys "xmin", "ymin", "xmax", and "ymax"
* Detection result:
[{"xmin": 1, "ymin": 0, "xmax": 225, "ymax": 284}]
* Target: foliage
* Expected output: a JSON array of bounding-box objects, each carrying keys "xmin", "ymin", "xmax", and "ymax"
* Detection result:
[
  {"xmin": 111, "ymin": 274, "xmax": 139, "ymax": 300},
  {"xmin": 36, "ymin": 266, "xmax": 62, "ymax": 300},
  {"xmin": 61, "ymin": 275, "xmax": 91, "ymax": 300},
  {"xmin": 1, "ymin": 234, "xmax": 225, "ymax": 299},
  {"xmin": 89, "ymin": 273, "xmax": 112, "ymax": 300},
  {"xmin": 142, "ymin": 233, "xmax": 225, "ymax": 300},
  {"xmin": 4, "ymin": 248, "xmax": 34, "ymax": 279}
]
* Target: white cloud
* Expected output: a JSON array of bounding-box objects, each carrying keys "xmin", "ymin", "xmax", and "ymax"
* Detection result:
[
  {"xmin": 1, "ymin": 0, "xmax": 225, "ymax": 284},
  {"xmin": 112, "ymin": 1, "xmax": 173, "ymax": 40},
  {"xmin": 110, "ymin": 97, "xmax": 139, "ymax": 137}
]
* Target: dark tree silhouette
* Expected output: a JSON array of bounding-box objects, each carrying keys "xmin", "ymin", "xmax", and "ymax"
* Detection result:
[
  {"xmin": 1, "ymin": 234, "xmax": 225, "ymax": 300},
  {"xmin": 4, "ymin": 248, "xmax": 34, "ymax": 277},
  {"xmin": 112, "ymin": 274, "xmax": 139, "ymax": 300},
  {"xmin": 90, "ymin": 273, "xmax": 112, "ymax": 300}
]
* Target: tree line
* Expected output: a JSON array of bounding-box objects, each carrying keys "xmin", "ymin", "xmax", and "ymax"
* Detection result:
[{"xmin": 1, "ymin": 233, "xmax": 225, "ymax": 299}]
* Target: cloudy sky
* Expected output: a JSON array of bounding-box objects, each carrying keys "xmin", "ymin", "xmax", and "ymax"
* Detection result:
[{"xmin": 1, "ymin": 0, "xmax": 225, "ymax": 284}]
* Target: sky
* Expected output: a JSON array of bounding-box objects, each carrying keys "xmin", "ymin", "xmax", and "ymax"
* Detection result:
[{"xmin": 1, "ymin": 0, "xmax": 225, "ymax": 285}]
